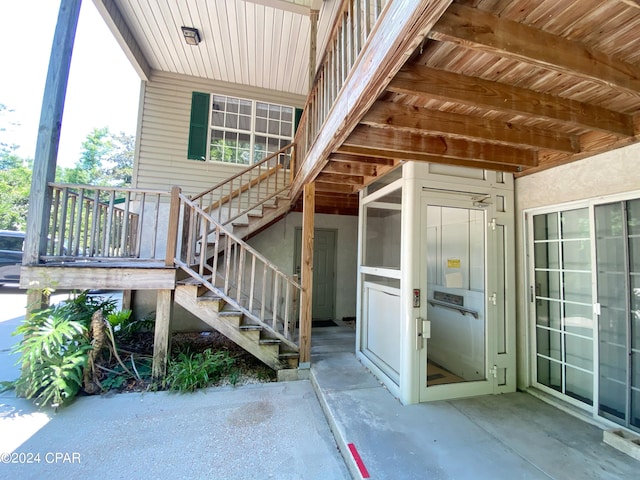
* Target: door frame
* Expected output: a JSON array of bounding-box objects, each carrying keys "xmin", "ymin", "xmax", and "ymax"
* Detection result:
[
  {"xmin": 417, "ymin": 192, "xmax": 499, "ymax": 402},
  {"xmin": 294, "ymin": 227, "xmax": 337, "ymax": 320}
]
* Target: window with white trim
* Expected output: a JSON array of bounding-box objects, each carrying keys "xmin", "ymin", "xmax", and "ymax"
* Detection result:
[{"xmin": 209, "ymin": 94, "xmax": 294, "ymax": 165}]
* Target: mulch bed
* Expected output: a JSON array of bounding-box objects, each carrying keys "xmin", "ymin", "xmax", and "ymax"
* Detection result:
[{"xmin": 94, "ymin": 330, "xmax": 276, "ymax": 394}]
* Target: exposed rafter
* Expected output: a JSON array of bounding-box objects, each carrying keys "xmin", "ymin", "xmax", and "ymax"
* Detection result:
[
  {"xmin": 362, "ymin": 101, "xmax": 580, "ymax": 152},
  {"xmin": 388, "ymin": 65, "xmax": 636, "ymax": 137},
  {"xmin": 429, "ymin": 3, "xmax": 640, "ymax": 97}
]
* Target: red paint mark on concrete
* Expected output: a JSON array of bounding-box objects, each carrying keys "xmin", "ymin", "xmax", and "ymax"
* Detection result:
[{"xmin": 347, "ymin": 443, "xmax": 370, "ymax": 478}]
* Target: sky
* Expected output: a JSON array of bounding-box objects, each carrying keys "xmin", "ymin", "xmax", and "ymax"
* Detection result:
[{"xmin": 0, "ymin": 0, "xmax": 140, "ymax": 167}]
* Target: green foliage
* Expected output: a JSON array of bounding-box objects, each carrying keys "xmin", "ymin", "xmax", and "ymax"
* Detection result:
[
  {"xmin": 12, "ymin": 310, "xmax": 91, "ymax": 408},
  {"xmin": 0, "ymin": 158, "xmax": 31, "ymax": 230},
  {"xmin": 110, "ymin": 310, "xmax": 154, "ymax": 339},
  {"xmin": 164, "ymin": 349, "xmax": 235, "ymax": 393},
  {"xmin": 11, "ymin": 290, "xmax": 124, "ymax": 408},
  {"xmin": 100, "ymin": 358, "xmax": 152, "ymax": 392}
]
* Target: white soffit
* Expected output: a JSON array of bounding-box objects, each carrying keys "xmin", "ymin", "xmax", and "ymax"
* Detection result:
[{"xmin": 111, "ymin": 0, "xmax": 311, "ymax": 96}]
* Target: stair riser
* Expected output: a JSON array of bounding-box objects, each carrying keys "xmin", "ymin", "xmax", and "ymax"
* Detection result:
[{"xmin": 175, "ymin": 286, "xmax": 290, "ymax": 370}]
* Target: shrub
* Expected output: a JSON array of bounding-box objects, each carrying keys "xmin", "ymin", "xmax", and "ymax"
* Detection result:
[
  {"xmin": 11, "ymin": 290, "xmax": 130, "ymax": 408},
  {"xmin": 164, "ymin": 349, "xmax": 235, "ymax": 393},
  {"xmin": 12, "ymin": 306, "xmax": 91, "ymax": 408}
]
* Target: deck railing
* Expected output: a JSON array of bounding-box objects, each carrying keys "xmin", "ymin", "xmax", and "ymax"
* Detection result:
[
  {"xmin": 191, "ymin": 144, "xmax": 295, "ymax": 227},
  {"xmin": 46, "ymin": 183, "xmax": 171, "ymax": 261},
  {"xmin": 170, "ymin": 191, "xmax": 301, "ymax": 348},
  {"xmin": 295, "ymin": 0, "xmax": 389, "ymax": 169}
]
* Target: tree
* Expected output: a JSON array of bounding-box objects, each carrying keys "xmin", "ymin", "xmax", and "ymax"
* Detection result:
[
  {"xmin": 0, "ymin": 155, "xmax": 31, "ymax": 231},
  {"xmin": 0, "ymin": 125, "xmax": 135, "ymax": 231},
  {"xmin": 0, "ymin": 104, "xmax": 19, "ymax": 161},
  {"xmin": 57, "ymin": 127, "xmax": 134, "ymax": 187}
]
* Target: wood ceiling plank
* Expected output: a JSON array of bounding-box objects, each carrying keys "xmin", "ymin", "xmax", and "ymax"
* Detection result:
[
  {"xmin": 362, "ymin": 100, "xmax": 579, "ymax": 152},
  {"xmin": 389, "ymin": 65, "xmax": 636, "ymax": 137},
  {"xmin": 336, "ymin": 144, "xmax": 522, "ymax": 173},
  {"xmin": 343, "ymin": 125, "xmax": 538, "ymax": 167},
  {"xmin": 429, "ymin": 3, "xmax": 640, "ymax": 96}
]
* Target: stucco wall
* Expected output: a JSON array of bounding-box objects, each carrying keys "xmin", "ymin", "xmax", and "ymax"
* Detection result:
[
  {"xmin": 514, "ymin": 143, "xmax": 640, "ymax": 389},
  {"xmin": 247, "ymin": 212, "xmax": 358, "ymax": 322},
  {"xmin": 132, "ymin": 211, "xmax": 358, "ymax": 331}
]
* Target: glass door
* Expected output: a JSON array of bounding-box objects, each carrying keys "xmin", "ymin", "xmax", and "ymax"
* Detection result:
[
  {"xmin": 419, "ymin": 197, "xmax": 495, "ymax": 401},
  {"xmin": 531, "ymin": 209, "xmax": 594, "ymax": 406},
  {"xmin": 595, "ymin": 199, "xmax": 640, "ymax": 431}
]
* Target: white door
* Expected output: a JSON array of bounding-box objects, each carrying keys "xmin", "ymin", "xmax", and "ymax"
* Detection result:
[{"xmin": 418, "ymin": 195, "xmax": 500, "ymax": 401}]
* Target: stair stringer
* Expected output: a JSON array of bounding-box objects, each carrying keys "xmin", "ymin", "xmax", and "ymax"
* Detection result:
[{"xmin": 174, "ymin": 284, "xmax": 298, "ymax": 371}]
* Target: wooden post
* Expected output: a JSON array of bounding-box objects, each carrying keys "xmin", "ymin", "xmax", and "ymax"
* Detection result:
[
  {"xmin": 24, "ymin": 0, "xmax": 82, "ymax": 265},
  {"xmin": 309, "ymin": 9, "xmax": 318, "ymax": 91},
  {"xmin": 25, "ymin": 289, "xmax": 50, "ymax": 320},
  {"xmin": 299, "ymin": 182, "xmax": 315, "ymax": 364},
  {"xmin": 121, "ymin": 290, "xmax": 133, "ymax": 311},
  {"xmin": 152, "ymin": 289, "xmax": 173, "ymax": 378},
  {"xmin": 165, "ymin": 186, "xmax": 181, "ymax": 267}
]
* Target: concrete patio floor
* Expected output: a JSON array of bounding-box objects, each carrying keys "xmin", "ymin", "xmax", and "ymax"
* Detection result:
[
  {"xmin": 310, "ymin": 325, "xmax": 640, "ymax": 479},
  {"xmin": 1, "ymin": 297, "xmax": 639, "ymax": 479}
]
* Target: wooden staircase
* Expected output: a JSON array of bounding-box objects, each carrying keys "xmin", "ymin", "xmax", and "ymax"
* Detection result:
[
  {"xmin": 170, "ymin": 144, "xmax": 302, "ymax": 378},
  {"xmin": 175, "ymin": 283, "xmax": 299, "ymax": 376}
]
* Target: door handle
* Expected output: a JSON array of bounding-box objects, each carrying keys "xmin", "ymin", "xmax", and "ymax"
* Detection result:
[{"xmin": 416, "ymin": 317, "xmax": 431, "ymax": 350}]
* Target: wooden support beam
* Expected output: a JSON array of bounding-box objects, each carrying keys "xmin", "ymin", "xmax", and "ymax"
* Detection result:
[
  {"xmin": 344, "ymin": 125, "xmax": 538, "ymax": 167},
  {"xmin": 25, "ymin": 289, "xmax": 50, "ymax": 321},
  {"xmin": 388, "ymin": 65, "xmax": 635, "ymax": 137},
  {"xmin": 362, "ymin": 101, "xmax": 580, "ymax": 152},
  {"xmin": 329, "ymin": 153, "xmax": 397, "ymax": 166},
  {"xmin": 315, "ymin": 181, "xmax": 357, "ymax": 194},
  {"xmin": 336, "ymin": 144, "xmax": 522, "ymax": 173},
  {"xmin": 430, "ymin": 3, "xmax": 640, "ymax": 97},
  {"xmin": 323, "ymin": 160, "xmax": 379, "ymax": 177},
  {"xmin": 299, "ymin": 183, "xmax": 315, "ymax": 364},
  {"xmin": 24, "ymin": 0, "xmax": 81, "ymax": 266},
  {"xmin": 316, "ymin": 172, "xmax": 364, "ymax": 186},
  {"xmin": 20, "ymin": 265, "xmax": 177, "ymax": 290},
  {"xmin": 165, "ymin": 186, "xmax": 181, "ymax": 267},
  {"xmin": 152, "ymin": 289, "xmax": 174, "ymax": 378}
]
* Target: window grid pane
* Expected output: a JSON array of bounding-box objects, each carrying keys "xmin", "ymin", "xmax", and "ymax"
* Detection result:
[
  {"xmin": 533, "ymin": 208, "xmax": 594, "ymax": 405},
  {"xmin": 208, "ymin": 95, "xmax": 294, "ymax": 165}
]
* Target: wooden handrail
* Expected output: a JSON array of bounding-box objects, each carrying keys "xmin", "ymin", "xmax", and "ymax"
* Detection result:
[
  {"xmin": 173, "ymin": 192, "xmax": 302, "ymax": 349},
  {"xmin": 292, "ymin": 0, "xmax": 390, "ymax": 187},
  {"xmin": 191, "ymin": 143, "xmax": 295, "ymax": 202},
  {"xmin": 204, "ymin": 164, "xmax": 283, "ymax": 213}
]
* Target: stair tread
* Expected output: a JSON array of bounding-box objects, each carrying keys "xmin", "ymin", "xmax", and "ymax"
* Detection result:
[
  {"xmin": 259, "ymin": 338, "xmax": 281, "ymax": 345},
  {"xmin": 239, "ymin": 324, "xmax": 262, "ymax": 330},
  {"xmin": 219, "ymin": 310, "xmax": 242, "ymax": 317}
]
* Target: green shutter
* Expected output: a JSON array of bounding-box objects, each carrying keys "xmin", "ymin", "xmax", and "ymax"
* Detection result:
[
  {"xmin": 294, "ymin": 108, "xmax": 303, "ymax": 134},
  {"xmin": 187, "ymin": 92, "xmax": 210, "ymax": 160}
]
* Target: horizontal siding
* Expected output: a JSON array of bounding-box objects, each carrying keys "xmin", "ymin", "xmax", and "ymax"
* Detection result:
[{"xmin": 135, "ymin": 71, "xmax": 306, "ymax": 196}]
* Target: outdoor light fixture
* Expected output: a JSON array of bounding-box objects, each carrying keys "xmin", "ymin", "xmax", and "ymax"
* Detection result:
[{"xmin": 181, "ymin": 26, "xmax": 201, "ymax": 45}]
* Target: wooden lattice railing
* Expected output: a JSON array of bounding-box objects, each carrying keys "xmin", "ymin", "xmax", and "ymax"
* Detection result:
[{"xmin": 46, "ymin": 183, "xmax": 171, "ymax": 261}]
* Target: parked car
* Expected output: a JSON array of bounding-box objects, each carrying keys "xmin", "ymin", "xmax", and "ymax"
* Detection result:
[{"xmin": 0, "ymin": 230, "xmax": 25, "ymax": 286}]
